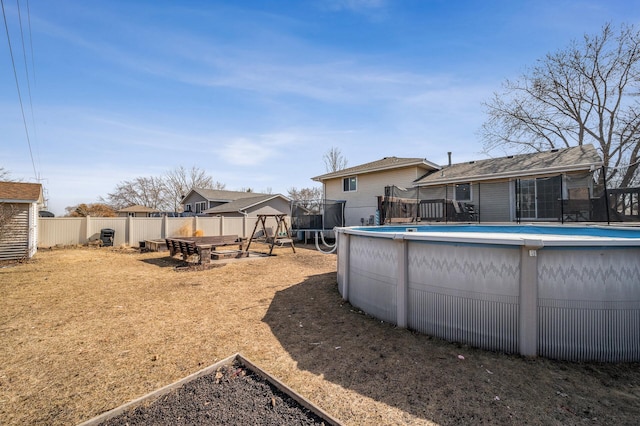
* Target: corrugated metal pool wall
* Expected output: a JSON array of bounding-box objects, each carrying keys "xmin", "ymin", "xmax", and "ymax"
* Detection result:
[
  {"xmin": 406, "ymin": 241, "xmax": 521, "ymax": 353},
  {"xmin": 537, "ymin": 248, "xmax": 640, "ymax": 362},
  {"xmin": 337, "ymin": 231, "xmax": 640, "ymax": 362}
]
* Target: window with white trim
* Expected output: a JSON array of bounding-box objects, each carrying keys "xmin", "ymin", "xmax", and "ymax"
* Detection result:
[
  {"xmin": 455, "ymin": 183, "xmax": 471, "ymax": 201},
  {"xmin": 343, "ymin": 176, "xmax": 357, "ymax": 192},
  {"xmin": 195, "ymin": 201, "xmax": 206, "ymax": 214}
]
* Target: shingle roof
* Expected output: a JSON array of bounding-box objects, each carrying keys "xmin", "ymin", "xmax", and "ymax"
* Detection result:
[
  {"xmin": 414, "ymin": 144, "xmax": 603, "ymax": 186},
  {"xmin": 312, "ymin": 157, "xmax": 440, "ymax": 182},
  {"xmin": 203, "ymin": 194, "xmax": 290, "ymax": 214},
  {"xmin": 117, "ymin": 204, "xmax": 159, "ymax": 213},
  {"xmin": 189, "ymin": 188, "xmax": 271, "ymax": 201},
  {"xmin": 0, "ymin": 181, "xmax": 43, "ymax": 202}
]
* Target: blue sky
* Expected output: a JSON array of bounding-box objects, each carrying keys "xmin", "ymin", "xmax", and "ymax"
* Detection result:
[{"xmin": 2, "ymin": 0, "xmax": 639, "ymax": 215}]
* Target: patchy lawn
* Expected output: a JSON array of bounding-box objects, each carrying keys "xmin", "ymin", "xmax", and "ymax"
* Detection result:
[{"xmin": 1, "ymin": 245, "xmax": 639, "ymax": 425}]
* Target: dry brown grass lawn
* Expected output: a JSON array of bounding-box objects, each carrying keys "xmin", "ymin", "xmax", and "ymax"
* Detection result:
[{"xmin": 1, "ymin": 245, "xmax": 640, "ymax": 425}]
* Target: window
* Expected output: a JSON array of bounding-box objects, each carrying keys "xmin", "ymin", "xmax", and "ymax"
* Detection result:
[
  {"xmin": 195, "ymin": 201, "xmax": 206, "ymax": 214},
  {"xmin": 343, "ymin": 176, "xmax": 357, "ymax": 192},
  {"xmin": 455, "ymin": 183, "xmax": 471, "ymax": 201},
  {"xmin": 184, "ymin": 204, "xmax": 192, "ymax": 212}
]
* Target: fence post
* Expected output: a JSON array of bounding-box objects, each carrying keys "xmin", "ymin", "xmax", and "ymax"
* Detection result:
[
  {"xmin": 162, "ymin": 215, "xmax": 168, "ymax": 238},
  {"xmin": 602, "ymin": 165, "xmax": 611, "ymax": 224},
  {"xmin": 243, "ymin": 215, "xmax": 248, "ymax": 239},
  {"xmin": 85, "ymin": 215, "xmax": 91, "ymax": 243}
]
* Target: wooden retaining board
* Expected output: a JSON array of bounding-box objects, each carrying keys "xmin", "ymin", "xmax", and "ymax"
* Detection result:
[{"xmin": 77, "ymin": 353, "xmax": 342, "ymax": 426}]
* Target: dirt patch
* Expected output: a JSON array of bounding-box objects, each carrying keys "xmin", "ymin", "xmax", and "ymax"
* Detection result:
[{"xmin": 1, "ymin": 244, "xmax": 640, "ymax": 425}]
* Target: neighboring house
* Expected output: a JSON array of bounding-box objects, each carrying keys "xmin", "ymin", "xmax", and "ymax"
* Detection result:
[
  {"xmin": 117, "ymin": 205, "xmax": 160, "ymax": 217},
  {"xmin": 202, "ymin": 194, "xmax": 291, "ymax": 218},
  {"xmin": 181, "ymin": 189, "xmax": 290, "ymax": 217},
  {"xmin": 312, "ymin": 157, "xmax": 441, "ymax": 226},
  {"xmin": 414, "ymin": 144, "xmax": 603, "ymax": 222},
  {"xmin": 0, "ymin": 181, "xmax": 43, "ymax": 260}
]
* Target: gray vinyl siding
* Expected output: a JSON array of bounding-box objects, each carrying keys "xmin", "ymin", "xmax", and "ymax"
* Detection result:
[
  {"xmin": 477, "ymin": 181, "xmax": 511, "ymax": 222},
  {"xmin": 324, "ymin": 167, "xmax": 426, "ymax": 226}
]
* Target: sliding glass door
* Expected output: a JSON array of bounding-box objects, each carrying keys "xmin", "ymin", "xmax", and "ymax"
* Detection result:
[{"xmin": 518, "ymin": 176, "xmax": 561, "ymax": 220}]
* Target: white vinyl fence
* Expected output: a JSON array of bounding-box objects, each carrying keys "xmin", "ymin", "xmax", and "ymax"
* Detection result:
[{"xmin": 38, "ymin": 215, "xmax": 287, "ymax": 248}]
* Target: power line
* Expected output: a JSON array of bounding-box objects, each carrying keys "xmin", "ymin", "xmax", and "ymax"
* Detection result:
[
  {"xmin": 1, "ymin": 0, "xmax": 38, "ymax": 179},
  {"xmin": 26, "ymin": 0, "xmax": 34, "ymax": 83},
  {"xmin": 16, "ymin": 0, "xmax": 40, "ymax": 172},
  {"xmin": 16, "ymin": 0, "xmax": 36, "ymax": 124}
]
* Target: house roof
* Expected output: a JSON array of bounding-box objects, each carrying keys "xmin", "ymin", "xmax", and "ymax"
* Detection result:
[
  {"xmin": 117, "ymin": 204, "xmax": 159, "ymax": 213},
  {"xmin": 414, "ymin": 144, "xmax": 603, "ymax": 187},
  {"xmin": 0, "ymin": 181, "xmax": 43, "ymax": 203},
  {"xmin": 311, "ymin": 157, "xmax": 441, "ymax": 182},
  {"xmin": 183, "ymin": 188, "xmax": 271, "ymax": 202},
  {"xmin": 202, "ymin": 194, "xmax": 290, "ymax": 214}
]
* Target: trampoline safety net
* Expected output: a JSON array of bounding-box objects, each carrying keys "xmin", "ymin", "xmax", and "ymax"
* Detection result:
[{"xmin": 291, "ymin": 200, "xmax": 345, "ymax": 230}]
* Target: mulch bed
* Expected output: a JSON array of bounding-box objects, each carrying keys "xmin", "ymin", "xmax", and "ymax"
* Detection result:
[{"xmin": 98, "ymin": 361, "xmax": 328, "ymax": 425}]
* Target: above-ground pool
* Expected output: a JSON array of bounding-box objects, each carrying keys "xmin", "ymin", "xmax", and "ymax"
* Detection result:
[{"xmin": 336, "ymin": 224, "xmax": 640, "ymax": 362}]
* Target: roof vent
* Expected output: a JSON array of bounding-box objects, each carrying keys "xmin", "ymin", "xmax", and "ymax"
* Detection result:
[
  {"xmin": 468, "ymin": 161, "xmax": 475, "ymax": 164},
  {"xmin": 507, "ymin": 155, "xmax": 514, "ymax": 159},
  {"xmin": 550, "ymin": 148, "xmax": 559, "ymax": 152}
]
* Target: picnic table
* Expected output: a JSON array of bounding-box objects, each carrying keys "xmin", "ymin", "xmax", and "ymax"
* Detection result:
[{"xmin": 165, "ymin": 235, "xmax": 244, "ymax": 264}]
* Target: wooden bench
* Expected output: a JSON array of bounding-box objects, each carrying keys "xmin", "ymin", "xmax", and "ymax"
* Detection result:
[{"xmin": 165, "ymin": 235, "xmax": 244, "ymax": 264}]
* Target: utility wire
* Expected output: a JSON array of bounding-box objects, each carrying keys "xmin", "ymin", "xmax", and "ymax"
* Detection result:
[
  {"xmin": 16, "ymin": 0, "xmax": 40, "ymax": 172},
  {"xmin": 1, "ymin": 0, "xmax": 38, "ymax": 179},
  {"xmin": 16, "ymin": 0, "xmax": 35, "ymax": 120},
  {"xmin": 26, "ymin": 0, "xmax": 34, "ymax": 83}
]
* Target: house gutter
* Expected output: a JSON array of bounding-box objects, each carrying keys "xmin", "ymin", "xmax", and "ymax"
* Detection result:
[
  {"xmin": 414, "ymin": 162, "xmax": 603, "ymax": 187},
  {"xmin": 312, "ymin": 160, "xmax": 442, "ymax": 182}
]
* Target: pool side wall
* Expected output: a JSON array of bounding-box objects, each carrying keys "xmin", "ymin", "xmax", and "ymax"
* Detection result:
[{"xmin": 337, "ymin": 229, "xmax": 640, "ymax": 362}]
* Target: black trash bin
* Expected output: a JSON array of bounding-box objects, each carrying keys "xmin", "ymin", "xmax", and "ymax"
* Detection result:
[{"xmin": 100, "ymin": 228, "xmax": 115, "ymax": 247}]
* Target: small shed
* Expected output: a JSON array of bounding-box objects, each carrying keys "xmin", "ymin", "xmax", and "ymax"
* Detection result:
[{"xmin": 0, "ymin": 181, "xmax": 43, "ymax": 260}]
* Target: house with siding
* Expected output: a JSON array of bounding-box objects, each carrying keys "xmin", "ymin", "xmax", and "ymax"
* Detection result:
[
  {"xmin": 201, "ymin": 194, "xmax": 291, "ymax": 218},
  {"xmin": 0, "ymin": 181, "xmax": 43, "ymax": 260},
  {"xmin": 312, "ymin": 157, "xmax": 441, "ymax": 226},
  {"xmin": 181, "ymin": 188, "xmax": 290, "ymax": 217},
  {"xmin": 414, "ymin": 144, "xmax": 603, "ymax": 222}
]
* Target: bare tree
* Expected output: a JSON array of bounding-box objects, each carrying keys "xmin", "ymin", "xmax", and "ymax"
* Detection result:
[
  {"xmin": 165, "ymin": 166, "xmax": 224, "ymax": 212},
  {"xmin": 323, "ymin": 147, "xmax": 348, "ymax": 173},
  {"xmin": 101, "ymin": 166, "xmax": 225, "ymax": 212},
  {"xmin": 288, "ymin": 187, "xmax": 323, "ymax": 212},
  {"xmin": 102, "ymin": 176, "xmax": 169, "ymax": 210},
  {"xmin": 481, "ymin": 23, "xmax": 640, "ymax": 187},
  {"xmin": 0, "ymin": 167, "xmax": 10, "ymax": 181},
  {"xmin": 0, "ymin": 203, "xmax": 18, "ymax": 236}
]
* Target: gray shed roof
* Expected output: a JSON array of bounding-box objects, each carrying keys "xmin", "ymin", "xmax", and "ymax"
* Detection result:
[
  {"xmin": 312, "ymin": 157, "xmax": 441, "ymax": 182},
  {"xmin": 186, "ymin": 188, "xmax": 272, "ymax": 202},
  {"xmin": 117, "ymin": 204, "xmax": 159, "ymax": 213},
  {"xmin": 203, "ymin": 194, "xmax": 290, "ymax": 214},
  {"xmin": 414, "ymin": 144, "xmax": 603, "ymax": 186}
]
